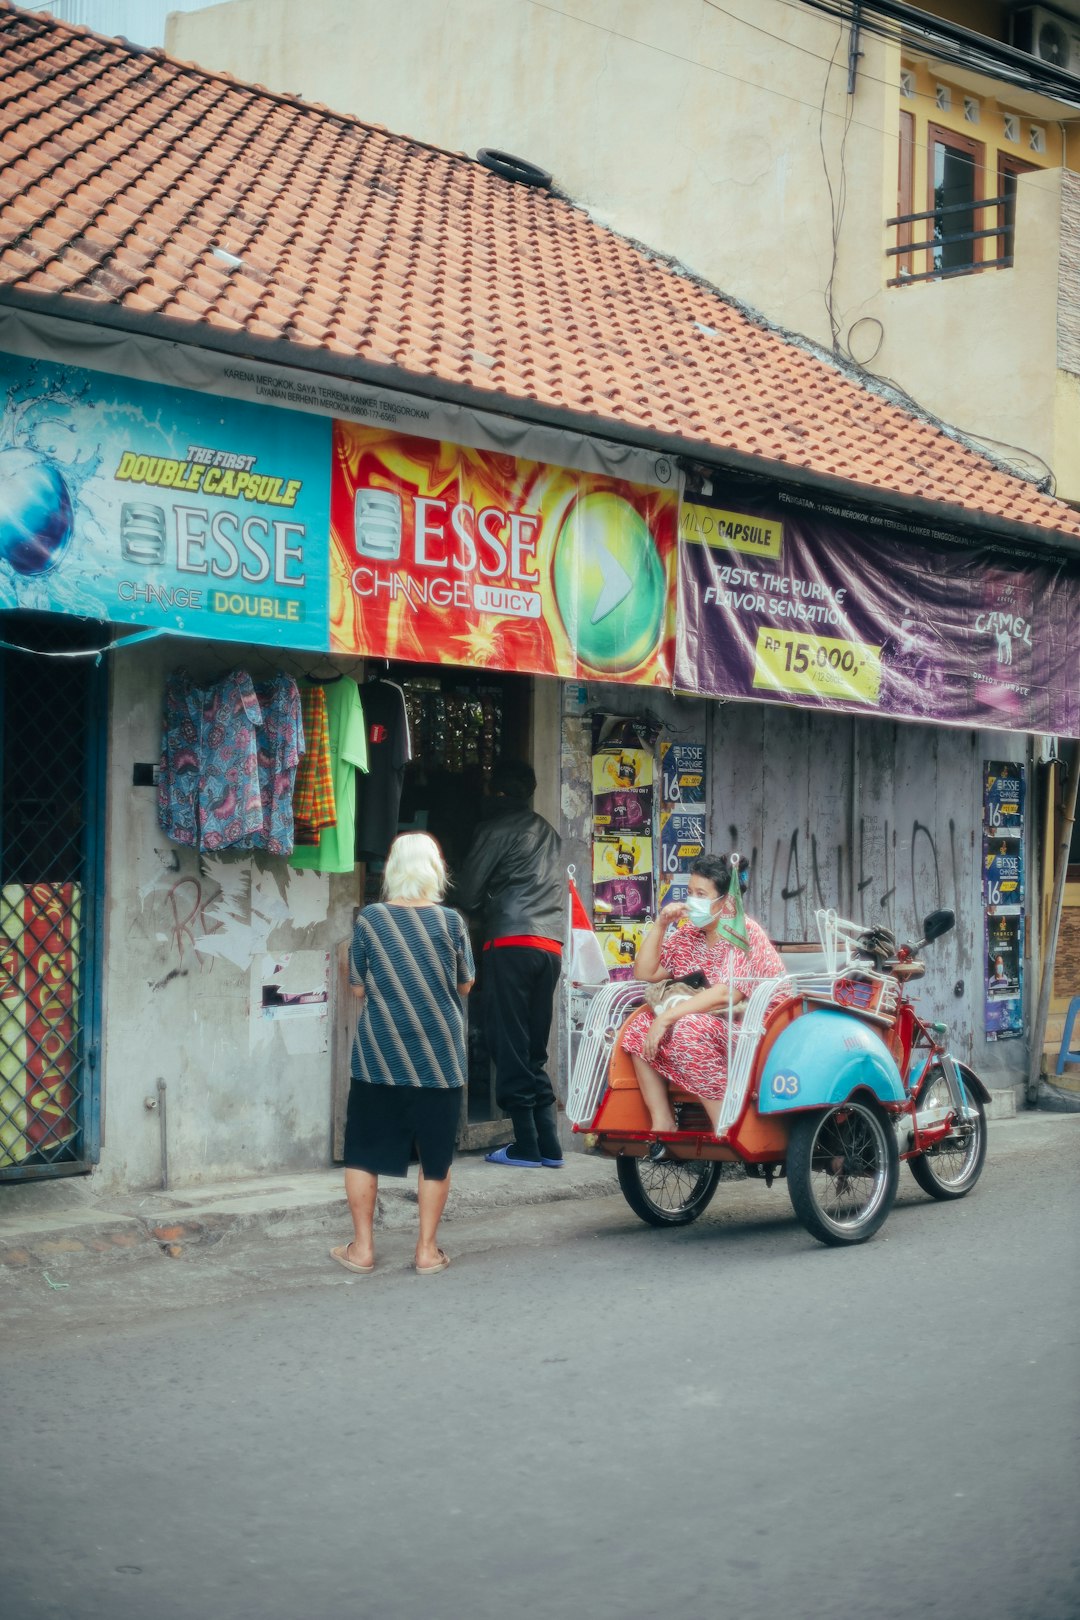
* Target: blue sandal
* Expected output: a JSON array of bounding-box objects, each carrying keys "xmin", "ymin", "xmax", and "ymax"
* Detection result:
[{"xmin": 485, "ymin": 1144, "xmax": 542, "ymax": 1168}]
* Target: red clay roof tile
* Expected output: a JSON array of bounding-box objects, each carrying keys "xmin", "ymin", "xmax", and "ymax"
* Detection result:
[{"xmin": 0, "ymin": 2, "xmax": 1075, "ymax": 541}]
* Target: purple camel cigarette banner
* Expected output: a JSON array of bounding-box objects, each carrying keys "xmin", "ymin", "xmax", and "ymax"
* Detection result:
[{"xmin": 675, "ymin": 473, "xmax": 1080, "ymax": 737}]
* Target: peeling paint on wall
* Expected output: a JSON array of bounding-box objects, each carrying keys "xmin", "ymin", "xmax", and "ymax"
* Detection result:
[
  {"xmin": 282, "ymin": 869, "xmax": 330, "ymax": 929},
  {"xmin": 191, "ymin": 858, "xmax": 259, "ymax": 967}
]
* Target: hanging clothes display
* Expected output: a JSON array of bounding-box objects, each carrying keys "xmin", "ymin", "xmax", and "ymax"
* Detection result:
[
  {"xmin": 356, "ymin": 678, "xmax": 412, "ymax": 861},
  {"xmin": 249, "ymin": 673, "xmax": 305, "ymax": 855},
  {"xmin": 158, "ymin": 668, "xmax": 306, "ymax": 855},
  {"xmin": 157, "ymin": 669, "xmax": 265, "ymax": 851},
  {"xmin": 289, "ymin": 677, "xmax": 369, "ymax": 874},
  {"xmin": 292, "ymin": 682, "xmax": 335, "ymax": 846}
]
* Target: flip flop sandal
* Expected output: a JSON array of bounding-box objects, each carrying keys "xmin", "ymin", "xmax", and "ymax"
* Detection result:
[
  {"xmin": 414, "ymin": 1249, "xmax": 451, "ymax": 1275},
  {"xmin": 329, "ymin": 1244, "xmax": 375, "ymax": 1275},
  {"xmin": 484, "ymin": 1144, "xmax": 542, "ymax": 1168}
]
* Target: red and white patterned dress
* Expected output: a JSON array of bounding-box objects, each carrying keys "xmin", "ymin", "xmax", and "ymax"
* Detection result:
[{"xmin": 621, "ymin": 918, "xmax": 786, "ymax": 1101}]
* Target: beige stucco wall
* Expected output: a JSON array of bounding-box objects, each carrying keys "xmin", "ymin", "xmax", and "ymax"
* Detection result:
[
  {"xmin": 169, "ymin": 0, "xmax": 1073, "ymax": 497},
  {"xmin": 872, "ymin": 167, "xmax": 1064, "ymax": 490},
  {"xmin": 101, "ymin": 638, "xmax": 364, "ymax": 1190},
  {"xmin": 1053, "ymin": 370, "xmax": 1080, "ymax": 502}
]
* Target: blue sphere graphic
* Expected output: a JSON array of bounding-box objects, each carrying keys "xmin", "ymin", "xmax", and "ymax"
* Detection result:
[{"xmin": 0, "ymin": 449, "xmax": 75, "ymax": 576}]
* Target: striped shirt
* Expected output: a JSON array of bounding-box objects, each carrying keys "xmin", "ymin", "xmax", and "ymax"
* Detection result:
[{"xmin": 350, "ymin": 903, "xmax": 475, "ymax": 1088}]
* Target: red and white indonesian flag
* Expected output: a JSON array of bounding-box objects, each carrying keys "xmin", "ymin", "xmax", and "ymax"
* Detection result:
[{"xmin": 568, "ymin": 877, "xmax": 609, "ymax": 985}]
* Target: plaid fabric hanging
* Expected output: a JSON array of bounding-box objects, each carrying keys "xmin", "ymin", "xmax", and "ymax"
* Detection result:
[{"xmin": 292, "ymin": 682, "xmax": 336, "ymax": 845}]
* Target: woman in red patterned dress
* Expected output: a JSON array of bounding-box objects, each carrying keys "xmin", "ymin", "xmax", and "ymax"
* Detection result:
[{"xmin": 621, "ymin": 852, "xmax": 785, "ymax": 1153}]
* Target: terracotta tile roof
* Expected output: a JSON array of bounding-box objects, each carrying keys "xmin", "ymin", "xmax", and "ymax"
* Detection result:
[{"xmin": 0, "ymin": 2, "xmax": 1077, "ymax": 541}]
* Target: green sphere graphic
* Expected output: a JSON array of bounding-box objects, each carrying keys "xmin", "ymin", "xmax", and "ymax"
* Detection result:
[{"xmin": 552, "ymin": 491, "xmax": 665, "ymax": 674}]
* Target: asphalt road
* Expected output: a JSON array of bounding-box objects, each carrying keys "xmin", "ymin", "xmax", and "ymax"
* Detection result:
[{"xmin": 3, "ymin": 1120, "xmax": 1079, "ymax": 1620}]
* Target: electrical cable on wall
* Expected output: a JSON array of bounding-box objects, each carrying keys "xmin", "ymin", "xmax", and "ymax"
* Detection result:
[
  {"xmin": 794, "ymin": 0, "xmax": 1080, "ymax": 109},
  {"xmin": 818, "ymin": 15, "xmax": 858, "ymax": 352},
  {"xmin": 837, "ymin": 317, "xmax": 1059, "ymax": 493},
  {"xmin": 528, "ymin": 0, "xmax": 977, "ymax": 137},
  {"xmin": 538, "ymin": 0, "xmax": 1080, "ymax": 120}
]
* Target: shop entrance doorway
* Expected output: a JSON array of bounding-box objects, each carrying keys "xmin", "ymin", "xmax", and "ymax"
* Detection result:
[{"xmin": 365, "ymin": 661, "xmax": 534, "ymax": 1150}]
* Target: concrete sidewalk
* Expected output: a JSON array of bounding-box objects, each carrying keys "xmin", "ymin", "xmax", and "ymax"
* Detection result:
[
  {"xmin": 2, "ymin": 1110, "xmax": 1078, "ymax": 1272},
  {"xmin": 0, "ymin": 1145, "xmax": 622, "ymax": 1269}
]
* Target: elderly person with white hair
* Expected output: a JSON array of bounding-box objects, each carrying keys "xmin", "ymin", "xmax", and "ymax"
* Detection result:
[{"xmin": 331, "ymin": 832, "xmax": 474, "ymax": 1277}]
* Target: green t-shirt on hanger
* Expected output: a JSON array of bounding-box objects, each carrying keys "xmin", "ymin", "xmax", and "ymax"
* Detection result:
[{"xmin": 290, "ymin": 678, "xmax": 368, "ymax": 874}]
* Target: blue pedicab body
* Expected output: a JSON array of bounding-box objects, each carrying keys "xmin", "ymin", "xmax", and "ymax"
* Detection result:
[{"xmin": 757, "ymin": 1009, "xmax": 906, "ymax": 1114}]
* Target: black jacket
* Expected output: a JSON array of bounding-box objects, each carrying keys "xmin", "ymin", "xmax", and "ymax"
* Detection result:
[{"xmin": 453, "ymin": 797, "xmax": 565, "ymax": 944}]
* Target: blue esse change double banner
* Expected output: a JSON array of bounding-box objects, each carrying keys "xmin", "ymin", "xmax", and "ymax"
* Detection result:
[{"xmin": 0, "ymin": 352, "xmax": 331, "ymax": 649}]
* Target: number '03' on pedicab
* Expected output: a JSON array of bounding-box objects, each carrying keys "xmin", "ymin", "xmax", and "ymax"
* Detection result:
[{"xmin": 567, "ymin": 851, "xmax": 989, "ymax": 1248}]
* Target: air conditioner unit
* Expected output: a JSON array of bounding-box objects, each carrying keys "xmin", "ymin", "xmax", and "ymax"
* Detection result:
[{"xmin": 1010, "ymin": 6, "xmax": 1080, "ymax": 75}]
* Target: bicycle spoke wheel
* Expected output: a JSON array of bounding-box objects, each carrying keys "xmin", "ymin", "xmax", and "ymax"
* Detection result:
[
  {"xmin": 909, "ymin": 1066, "xmax": 987, "ymax": 1200},
  {"xmin": 787, "ymin": 1101, "xmax": 898, "ymax": 1246},
  {"xmin": 616, "ymin": 1155, "xmax": 722, "ymax": 1227}
]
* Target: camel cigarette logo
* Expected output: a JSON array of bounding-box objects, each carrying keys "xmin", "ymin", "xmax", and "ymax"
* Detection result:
[{"xmin": 974, "ymin": 610, "xmax": 1033, "ymax": 667}]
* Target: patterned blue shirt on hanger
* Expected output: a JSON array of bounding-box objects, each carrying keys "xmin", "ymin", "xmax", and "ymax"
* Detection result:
[
  {"xmin": 158, "ymin": 669, "xmax": 264, "ymax": 850},
  {"xmin": 249, "ymin": 674, "xmax": 305, "ymax": 855}
]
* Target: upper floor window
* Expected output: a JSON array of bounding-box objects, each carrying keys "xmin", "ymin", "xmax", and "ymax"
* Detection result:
[
  {"xmin": 887, "ymin": 64, "xmax": 1058, "ymax": 288},
  {"xmin": 929, "ymin": 124, "xmax": 985, "ymax": 274},
  {"xmin": 998, "ymin": 154, "xmax": 1039, "ymax": 262}
]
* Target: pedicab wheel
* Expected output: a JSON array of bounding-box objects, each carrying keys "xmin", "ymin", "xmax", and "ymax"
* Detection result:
[
  {"xmin": 787, "ymin": 1100, "xmax": 898, "ymax": 1247},
  {"xmin": 908, "ymin": 1065, "xmax": 987, "ymax": 1201},
  {"xmin": 616, "ymin": 1155, "xmax": 722, "ymax": 1227}
]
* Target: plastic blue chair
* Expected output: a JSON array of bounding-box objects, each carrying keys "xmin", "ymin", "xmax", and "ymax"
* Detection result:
[{"xmin": 1056, "ymin": 997, "xmax": 1080, "ymax": 1074}]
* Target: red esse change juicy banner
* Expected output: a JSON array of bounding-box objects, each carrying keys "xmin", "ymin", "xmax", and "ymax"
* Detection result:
[{"xmin": 329, "ymin": 425, "xmax": 677, "ymax": 684}]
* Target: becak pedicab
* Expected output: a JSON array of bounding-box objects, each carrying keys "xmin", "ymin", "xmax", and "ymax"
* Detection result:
[{"xmin": 568, "ymin": 852, "xmax": 989, "ymax": 1247}]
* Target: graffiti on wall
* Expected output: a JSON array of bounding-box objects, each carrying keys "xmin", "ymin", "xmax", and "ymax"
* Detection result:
[
  {"xmin": 162, "ymin": 876, "xmax": 223, "ymax": 972},
  {"xmin": 143, "ymin": 856, "xmax": 332, "ymax": 981},
  {"xmin": 719, "ymin": 817, "xmax": 963, "ymax": 946}
]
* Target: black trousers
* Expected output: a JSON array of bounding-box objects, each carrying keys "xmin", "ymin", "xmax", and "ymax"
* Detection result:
[{"xmin": 482, "ymin": 946, "xmax": 562, "ymax": 1113}]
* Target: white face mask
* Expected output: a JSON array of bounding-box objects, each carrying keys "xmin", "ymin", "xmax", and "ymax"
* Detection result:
[{"xmin": 684, "ymin": 894, "xmax": 716, "ymax": 929}]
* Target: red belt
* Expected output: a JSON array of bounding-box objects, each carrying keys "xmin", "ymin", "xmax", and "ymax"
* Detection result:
[{"xmin": 484, "ymin": 935, "xmax": 563, "ymax": 955}]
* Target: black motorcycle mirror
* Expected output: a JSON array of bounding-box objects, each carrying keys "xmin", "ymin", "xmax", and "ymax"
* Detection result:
[{"xmin": 919, "ymin": 909, "xmax": 955, "ymax": 947}]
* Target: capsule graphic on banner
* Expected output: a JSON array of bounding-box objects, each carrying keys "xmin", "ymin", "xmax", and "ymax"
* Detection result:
[
  {"xmin": 354, "ymin": 489, "xmax": 402, "ymax": 561},
  {"xmin": 120, "ymin": 503, "xmax": 167, "ymax": 565}
]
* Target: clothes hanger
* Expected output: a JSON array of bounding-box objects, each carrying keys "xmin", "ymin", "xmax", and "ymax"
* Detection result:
[{"xmin": 303, "ymin": 656, "xmax": 344, "ymax": 683}]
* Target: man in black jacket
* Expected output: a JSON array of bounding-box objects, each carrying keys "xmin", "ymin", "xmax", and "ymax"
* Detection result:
[{"xmin": 453, "ymin": 758, "xmax": 565, "ymax": 1168}]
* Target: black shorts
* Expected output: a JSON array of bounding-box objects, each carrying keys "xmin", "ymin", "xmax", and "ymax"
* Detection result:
[{"xmin": 343, "ymin": 1081, "xmax": 461, "ymax": 1179}]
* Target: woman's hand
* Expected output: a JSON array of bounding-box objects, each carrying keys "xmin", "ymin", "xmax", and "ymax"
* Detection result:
[
  {"xmin": 634, "ymin": 903, "xmax": 688, "ymax": 982},
  {"xmin": 643, "ymin": 1011, "xmax": 673, "ymax": 1061}
]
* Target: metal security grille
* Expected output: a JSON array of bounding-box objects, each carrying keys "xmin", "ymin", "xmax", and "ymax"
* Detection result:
[{"xmin": 0, "ymin": 616, "xmax": 105, "ymax": 1180}]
